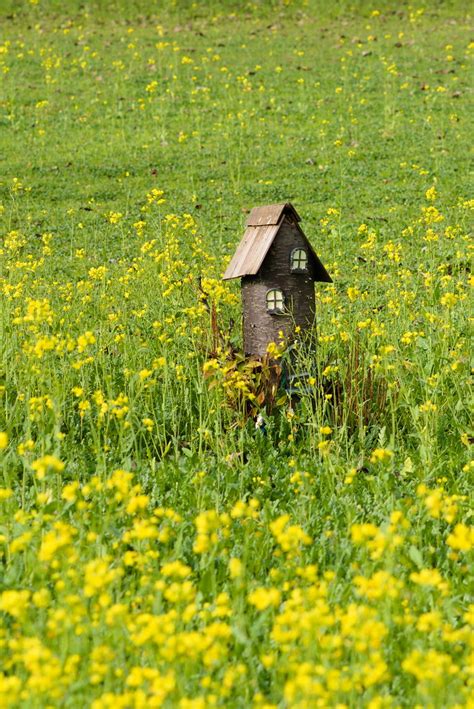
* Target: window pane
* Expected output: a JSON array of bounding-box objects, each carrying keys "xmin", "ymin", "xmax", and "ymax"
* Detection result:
[
  {"xmin": 266, "ymin": 289, "xmax": 284, "ymax": 312},
  {"xmin": 291, "ymin": 248, "xmax": 308, "ymax": 270}
]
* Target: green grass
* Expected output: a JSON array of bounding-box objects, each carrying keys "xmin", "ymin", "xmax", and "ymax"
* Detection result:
[{"xmin": 0, "ymin": 1, "xmax": 473, "ymax": 706}]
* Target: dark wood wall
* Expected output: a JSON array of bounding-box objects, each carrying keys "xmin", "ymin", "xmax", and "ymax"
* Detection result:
[{"xmin": 242, "ymin": 217, "xmax": 316, "ymax": 356}]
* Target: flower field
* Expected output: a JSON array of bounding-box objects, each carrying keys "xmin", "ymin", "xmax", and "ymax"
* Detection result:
[{"xmin": 0, "ymin": 0, "xmax": 473, "ymax": 706}]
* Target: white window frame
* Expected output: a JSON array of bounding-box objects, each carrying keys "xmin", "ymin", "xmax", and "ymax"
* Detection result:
[
  {"xmin": 266, "ymin": 288, "xmax": 285, "ymax": 314},
  {"xmin": 290, "ymin": 247, "xmax": 308, "ymax": 272}
]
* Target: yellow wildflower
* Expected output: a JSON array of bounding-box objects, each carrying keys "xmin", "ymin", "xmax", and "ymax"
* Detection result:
[{"xmin": 248, "ymin": 587, "xmax": 281, "ymax": 611}]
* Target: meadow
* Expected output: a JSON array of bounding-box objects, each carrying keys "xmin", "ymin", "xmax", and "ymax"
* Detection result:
[{"xmin": 0, "ymin": 0, "xmax": 473, "ymax": 706}]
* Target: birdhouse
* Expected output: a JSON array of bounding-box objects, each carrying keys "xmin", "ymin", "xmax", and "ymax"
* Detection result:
[{"xmin": 223, "ymin": 202, "xmax": 332, "ymax": 357}]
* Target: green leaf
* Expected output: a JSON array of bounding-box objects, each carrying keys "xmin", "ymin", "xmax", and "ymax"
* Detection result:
[{"xmin": 408, "ymin": 545, "xmax": 423, "ymax": 569}]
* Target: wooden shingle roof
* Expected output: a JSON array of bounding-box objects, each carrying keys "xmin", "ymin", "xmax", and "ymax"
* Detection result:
[
  {"xmin": 246, "ymin": 202, "xmax": 301, "ymax": 227},
  {"xmin": 222, "ymin": 223, "xmax": 280, "ymax": 280},
  {"xmin": 222, "ymin": 202, "xmax": 332, "ymax": 282}
]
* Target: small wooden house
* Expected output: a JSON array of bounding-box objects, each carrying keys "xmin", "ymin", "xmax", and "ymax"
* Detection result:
[{"xmin": 223, "ymin": 202, "xmax": 332, "ymax": 356}]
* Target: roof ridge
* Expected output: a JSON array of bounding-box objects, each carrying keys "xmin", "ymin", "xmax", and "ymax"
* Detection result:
[{"xmin": 245, "ymin": 202, "xmax": 301, "ymax": 227}]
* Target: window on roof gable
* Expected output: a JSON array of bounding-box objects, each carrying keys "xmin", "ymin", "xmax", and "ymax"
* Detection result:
[{"xmin": 290, "ymin": 247, "xmax": 308, "ymax": 272}]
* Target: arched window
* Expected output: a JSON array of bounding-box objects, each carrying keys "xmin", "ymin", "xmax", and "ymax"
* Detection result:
[
  {"xmin": 290, "ymin": 247, "xmax": 308, "ymax": 272},
  {"xmin": 266, "ymin": 288, "xmax": 285, "ymax": 314}
]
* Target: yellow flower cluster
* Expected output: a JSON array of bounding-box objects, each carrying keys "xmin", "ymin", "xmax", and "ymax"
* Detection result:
[{"xmin": 0, "ymin": 467, "xmax": 470, "ymax": 706}]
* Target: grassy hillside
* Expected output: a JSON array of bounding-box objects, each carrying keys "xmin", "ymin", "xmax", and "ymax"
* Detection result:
[{"xmin": 0, "ymin": 1, "xmax": 472, "ymax": 706}]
